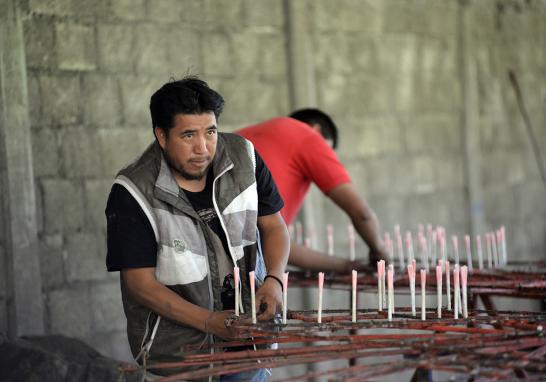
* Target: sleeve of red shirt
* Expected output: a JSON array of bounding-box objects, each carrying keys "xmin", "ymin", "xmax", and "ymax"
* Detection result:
[{"xmin": 294, "ymin": 129, "xmax": 351, "ymax": 193}]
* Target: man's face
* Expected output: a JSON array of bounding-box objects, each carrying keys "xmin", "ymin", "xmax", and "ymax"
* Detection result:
[{"xmin": 155, "ymin": 112, "xmax": 218, "ymax": 181}]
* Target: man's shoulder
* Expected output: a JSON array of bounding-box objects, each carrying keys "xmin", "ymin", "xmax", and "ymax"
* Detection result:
[
  {"xmin": 116, "ymin": 141, "xmax": 160, "ymax": 186},
  {"xmin": 219, "ymin": 131, "xmax": 247, "ymax": 144},
  {"xmin": 238, "ymin": 117, "xmax": 306, "ymax": 133}
]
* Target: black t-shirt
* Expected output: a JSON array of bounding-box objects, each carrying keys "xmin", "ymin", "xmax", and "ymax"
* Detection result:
[{"xmin": 105, "ymin": 149, "xmax": 283, "ymax": 272}]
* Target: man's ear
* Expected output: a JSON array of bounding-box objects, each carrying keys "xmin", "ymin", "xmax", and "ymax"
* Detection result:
[
  {"xmin": 154, "ymin": 127, "xmax": 167, "ymax": 149},
  {"xmin": 310, "ymin": 123, "xmax": 322, "ymax": 134}
]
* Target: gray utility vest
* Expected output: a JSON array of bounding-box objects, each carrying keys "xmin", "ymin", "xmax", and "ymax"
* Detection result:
[{"xmin": 115, "ymin": 133, "xmax": 266, "ymax": 373}]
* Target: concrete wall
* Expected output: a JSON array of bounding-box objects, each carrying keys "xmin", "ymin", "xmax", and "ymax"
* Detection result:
[{"xmin": 0, "ymin": 0, "xmax": 544, "ymax": 371}]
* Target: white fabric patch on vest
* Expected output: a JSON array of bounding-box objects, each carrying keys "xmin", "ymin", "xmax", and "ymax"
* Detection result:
[
  {"xmin": 222, "ymin": 181, "xmax": 258, "ymax": 215},
  {"xmin": 155, "ymin": 245, "xmax": 208, "ymax": 285},
  {"xmin": 241, "ymin": 239, "xmax": 255, "ymax": 247},
  {"xmin": 231, "ymin": 245, "xmax": 245, "ymax": 261},
  {"xmin": 114, "ymin": 176, "xmax": 159, "ymax": 242}
]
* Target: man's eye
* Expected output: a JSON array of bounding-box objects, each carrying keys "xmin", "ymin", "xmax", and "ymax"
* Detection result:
[
  {"xmin": 182, "ymin": 133, "xmax": 193, "ymax": 139},
  {"xmin": 207, "ymin": 130, "xmax": 217, "ymax": 136}
]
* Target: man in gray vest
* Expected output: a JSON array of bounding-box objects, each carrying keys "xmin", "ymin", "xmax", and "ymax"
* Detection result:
[{"xmin": 106, "ymin": 76, "xmax": 289, "ymax": 381}]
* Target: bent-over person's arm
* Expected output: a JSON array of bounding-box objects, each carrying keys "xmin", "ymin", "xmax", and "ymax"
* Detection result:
[{"xmin": 327, "ymin": 183, "xmax": 387, "ymax": 264}]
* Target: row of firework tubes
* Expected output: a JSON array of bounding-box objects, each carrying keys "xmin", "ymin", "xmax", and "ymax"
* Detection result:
[
  {"xmin": 231, "ymin": 267, "xmax": 291, "ymax": 325},
  {"xmin": 384, "ymin": 224, "xmax": 508, "ymax": 272},
  {"xmin": 231, "ymin": 261, "xmax": 469, "ymax": 326},
  {"xmin": 289, "ymin": 222, "xmax": 508, "ymax": 271},
  {"xmin": 231, "ymin": 224, "xmax": 505, "ymax": 326},
  {"xmin": 231, "ymin": 266, "xmax": 341, "ymax": 325},
  {"xmin": 377, "ymin": 258, "xmax": 469, "ymax": 322}
]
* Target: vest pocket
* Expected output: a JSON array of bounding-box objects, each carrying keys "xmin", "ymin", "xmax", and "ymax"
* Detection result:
[{"xmin": 156, "ymin": 245, "xmax": 208, "ymax": 285}]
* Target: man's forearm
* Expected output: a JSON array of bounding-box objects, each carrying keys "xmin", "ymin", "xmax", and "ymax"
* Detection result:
[
  {"xmin": 327, "ymin": 183, "xmax": 386, "ymax": 260},
  {"xmin": 261, "ymin": 224, "xmax": 289, "ymax": 279},
  {"xmin": 288, "ymin": 244, "xmax": 351, "ymax": 272},
  {"xmin": 122, "ymin": 268, "xmax": 211, "ymax": 332},
  {"xmin": 351, "ymin": 210, "xmax": 383, "ymax": 253},
  {"xmin": 258, "ymin": 213, "xmax": 289, "ymax": 279}
]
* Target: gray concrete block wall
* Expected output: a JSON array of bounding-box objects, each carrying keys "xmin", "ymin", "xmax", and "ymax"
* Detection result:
[{"xmin": 4, "ymin": 0, "xmax": 543, "ymax": 371}]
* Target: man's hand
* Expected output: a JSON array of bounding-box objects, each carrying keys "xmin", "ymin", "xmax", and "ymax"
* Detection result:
[
  {"xmin": 343, "ymin": 259, "xmax": 369, "ymax": 273},
  {"xmin": 204, "ymin": 310, "xmax": 244, "ymax": 340},
  {"xmin": 368, "ymin": 246, "xmax": 388, "ymax": 265},
  {"xmin": 255, "ymin": 277, "xmax": 283, "ymax": 320}
]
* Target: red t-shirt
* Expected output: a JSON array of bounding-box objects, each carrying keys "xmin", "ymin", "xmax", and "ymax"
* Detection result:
[{"xmin": 237, "ymin": 117, "xmax": 351, "ymax": 224}]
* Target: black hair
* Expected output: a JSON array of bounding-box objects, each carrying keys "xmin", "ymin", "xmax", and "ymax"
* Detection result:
[
  {"xmin": 289, "ymin": 108, "xmax": 339, "ymax": 149},
  {"xmin": 150, "ymin": 75, "xmax": 225, "ymax": 132}
]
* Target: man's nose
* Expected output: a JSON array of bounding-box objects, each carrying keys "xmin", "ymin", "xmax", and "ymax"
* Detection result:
[{"xmin": 194, "ymin": 136, "xmax": 208, "ymax": 154}]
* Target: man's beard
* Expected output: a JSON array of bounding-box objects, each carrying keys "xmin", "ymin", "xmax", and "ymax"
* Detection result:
[
  {"xmin": 163, "ymin": 150, "xmax": 212, "ymax": 181},
  {"xmin": 176, "ymin": 162, "xmax": 211, "ymax": 181}
]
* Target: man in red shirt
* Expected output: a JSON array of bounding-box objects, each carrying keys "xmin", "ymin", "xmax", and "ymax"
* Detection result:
[{"xmin": 237, "ymin": 108, "xmax": 386, "ymax": 272}]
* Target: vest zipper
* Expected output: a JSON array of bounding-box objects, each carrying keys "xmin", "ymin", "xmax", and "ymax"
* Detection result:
[
  {"xmin": 211, "ymin": 163, "xmax": 245, "ymax": 314},
  {"xmin": 211, "ymin": 163, "xmax": 236, "ymax": 265}
]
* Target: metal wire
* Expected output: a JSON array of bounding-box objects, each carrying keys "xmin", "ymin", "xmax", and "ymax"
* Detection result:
[{"xmin": 119, "ymin": 263, "xmax": 546, "ymax": 381}]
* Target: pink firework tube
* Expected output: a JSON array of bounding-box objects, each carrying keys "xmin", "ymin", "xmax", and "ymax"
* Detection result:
[
  {"xmin": 436, "ymin": 265, "xmax": 442, "ymax": 318},
  {"xmin": 491, "ymin": 231, "xmax": 499, "ymax": 267},
  {"xmin": 431, "ymin": 230, "xmax": 438, "ymax": 265},
  {"xmin": 387, "ymin": 264, "xmax": 394, "ymax": 321},
  {"xmin": 396, "ymin": 228, "xmax": 405, "ymax": 271},
  {"xmin": 427, "ymin": 224, "xmax": 433, "ymax": 263},
  {"xmin": 348, "ymin": 224, "xmax": 356, "ymax": 261},
  {"xmin": 405, "ymin": 231, "xmax": 414, "ymax": 264},
  {"xmin": 453, "ymin": 265, "xmax": 460, "ymax": 319},
  {"xmin": 326, "ymin": 224, "xmax": 334, "ymax": 256},
  {"xmin": 381, "ymin": 260, "xmax": 387, "ymax": 309},
  {"xmin": 486, "ymin": 233, "xmax": 493, "ymax": 269},
  {"xmin": 377, "ymin": 261, "xmax": 383, "ymax": 311},
  {"xmin": 418, "ymin": 224, "xmax": 424, "ymax": 237},
  {"xmin": 304, "ymin": 237, "xmax": 311, "ymax": 249},
  {"xmin": 385, "ymin": 233, "xmax": 394, "ymax": 265},
  {"xmin": 282, "ymin": 272, "xmax": 289, "ymax": 324},
  {"xmin": 295, "ymin": 221, "xmax": 303, "ymax": 245},
  {"xmin": 234, "ymin": 267, "xmax": 240, "ymax": 316},
  {"xmin": 445, "ymin": 260, "xmax": 451, "ymax": 311},
  {"xmin": 420, "ymin": 235, "xmax": 429, "ymax": 272},
  {"xmin": 452, "ymin": 235, "xmax": 460, "ymax": 265},
  {"xmin": 464, "ymin": 235, "xmax": 473, "ymax": 271},
  {"xmin": 440, "ymin": 234, "xmax": 447, "ymax": 265},
  {"xmin": 411, "ymin": 258, "xmax": 416, "ymax": 276},
  {"xmin": 394, "ymin": 224, "xmax": 401, "ymax": 237},
  {"xmin": 407, "ymin": 263, "xmax": 416, "ymax": 316},
  {"xmin": 501, "ymin": 226, "xmax": 507, "ymax": 265},
  {"xmin": 461, "ymin": 266, "xmax": 468, "ymax": 318},
  {"xmin": 352, "ymin": 270, "xmax": 357, "ymax": 322},
  {"xmin": 317, "ymin": 272, "xmax": 324, "ymax": 324},
  {"xmin": 420, "ymin": 269, "xmax": 427, "ymax": 321},
  {"xmin": 249, "ymin": 271, "xmax": 256, "ymax": 324},
  {"xmin": 496, "ymin": 229, "xmax": 502, "ymax": 265},
  {"xmin": 476, "ymin": 235, "xmax": 484, "ymax": 270}
]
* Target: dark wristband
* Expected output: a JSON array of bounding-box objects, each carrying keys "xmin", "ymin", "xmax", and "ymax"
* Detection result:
[{"xmin": 264, "ymin": 274, "xmax": 283, "ymax": 292}]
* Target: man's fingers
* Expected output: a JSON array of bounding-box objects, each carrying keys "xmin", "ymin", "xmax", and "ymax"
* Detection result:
[{"xmin": 256, "ymin": 295, "xmax": 281, "ymax": 320}]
